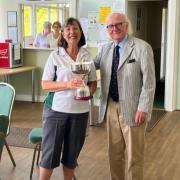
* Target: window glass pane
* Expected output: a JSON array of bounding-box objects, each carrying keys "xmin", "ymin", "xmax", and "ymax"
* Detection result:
[
  {"xmin": 50, "ymin": 8, "xmax": 58, "ymax": 23},
  {"xmin": 64, "ymin": 4, "xmax": 70, "ymax": 20},
  {"xmin": 36, "ymin": 7, "xmax": 48, "ymax": 33},
  {"xmin": 24, "ymin": 6, "xmax": 32, "ymax": 36}
]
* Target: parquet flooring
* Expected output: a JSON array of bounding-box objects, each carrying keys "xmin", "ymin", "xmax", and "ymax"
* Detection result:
[{"xmin": 0, "ymin": 101, "xmax": 180, "ymax": 180}]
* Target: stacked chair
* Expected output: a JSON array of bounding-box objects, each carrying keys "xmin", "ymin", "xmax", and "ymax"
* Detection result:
[
  {"xmin": 0, "ymin": 82, "xmax": 16, "ymax": 166},
  {"xmin": 28, "ymin": 128, "xmax": 77, "ymax": 180},
  {"xmin": 28, "ymin": 127, "xmax": 42, "ymax": 179}
]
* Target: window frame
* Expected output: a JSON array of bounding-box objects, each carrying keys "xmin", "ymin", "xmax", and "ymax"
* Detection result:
[{"xmin": 20, "ymin": 2, "xmax": 70, "ymax": 48}]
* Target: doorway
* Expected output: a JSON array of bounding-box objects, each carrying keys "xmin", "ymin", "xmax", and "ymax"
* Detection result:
[{"xmin": 127, "ymin": 0, "xmax": 167, "ymax": 109}]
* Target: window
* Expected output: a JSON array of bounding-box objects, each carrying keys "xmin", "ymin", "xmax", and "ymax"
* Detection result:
[
  {"xmin": 24, "ymin": 6, "xmax": 32, "ymax": 36},
  {"xmin": 36, "ymin": 7, "xmax": 49, "ymax": 33},
  {"xmin": 50, "ymin": 7, "xmax": 58, "ymax": 23},
  {"xmin": 21, "ymin": 3, "xmax": 69, "ymax": 47}
]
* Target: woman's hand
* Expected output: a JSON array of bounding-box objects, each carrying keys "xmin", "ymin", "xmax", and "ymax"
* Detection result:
[
  {"xmin": 67, "ymin": 79, "xmax": 84, "ymax": 89},
  {"xmin": 42, "ymin": 79, "xmax": 84, "ymax": 92}
]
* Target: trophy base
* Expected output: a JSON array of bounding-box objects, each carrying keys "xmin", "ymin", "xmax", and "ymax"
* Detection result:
[{"xmin": 74, "ymin": 95, "xmax": 93, "ymax": 100}]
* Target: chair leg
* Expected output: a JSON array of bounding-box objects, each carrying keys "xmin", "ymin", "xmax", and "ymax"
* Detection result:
[
  {"xmin": 36, "ymin": 144, "xmax": 41, "ymax": 165},
  {"xmin": 4, "ymin": 140, "xmax": 16, "ymax": 167},
  {"xmin": 30, "ymin": 144, "xmax": 38, "ymax": 179}
]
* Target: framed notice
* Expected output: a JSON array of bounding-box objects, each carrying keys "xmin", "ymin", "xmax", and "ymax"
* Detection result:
[
  {"xmin": 88, "ymin": 11, "xmax": 99, "ymax": 27},
  {"xmin": 8, "ymin": 27, "xmax": 18, "ymax": 43},
  {"xmin": 7, "ymin": 11, "xmax": 17, "ymax": 27}
]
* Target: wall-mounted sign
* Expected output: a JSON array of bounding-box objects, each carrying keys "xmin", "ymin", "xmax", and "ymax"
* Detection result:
[
  {"xmin": 8, "ymin": 27, "xmax": 18, "ymax": 43},
  {"xmin": 7, "ymin": 11, "xmax": 17, "ymax": 27},
  {"xmin": 99, "ymin": 6, "xmax": 111, "ymax": 24},
  {"xmin": 88, "ymin": 11, "xmax": 99, "ymax": 27}
]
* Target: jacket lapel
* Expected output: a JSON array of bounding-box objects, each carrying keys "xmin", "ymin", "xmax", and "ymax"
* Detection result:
[
  {"xmin": 118, "ymin": 36, "xmax": 134, "ymax": 69},
  {"xmin": 106, "ymin": 43, "xmax": 115, "ymax": 75}
]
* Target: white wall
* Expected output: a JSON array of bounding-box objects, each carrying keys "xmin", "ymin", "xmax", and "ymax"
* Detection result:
[
  {"xmin": 0, "ymin": 0, "xmax": 20, "ymax": 41},
  {"xmin": 174, "ymin": 0, "xmax": 180, "ymax": 109},
  {"xmin": 165, "ymin": 0, "xmax": 180, "ymax": 111},
  {"xmin": 77, "ymin": 0, "xmax": 126, "ymax": 18},
  {"xmin": 78, "ymin": 0, "xmax": 110, "ymax": 18},
  {"xmin": 177, "ymin": 28, "xmax": 180, "ymax": 108}
]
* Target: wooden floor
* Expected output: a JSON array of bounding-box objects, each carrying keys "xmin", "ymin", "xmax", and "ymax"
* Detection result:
[{"xmin": 0, "ymin": 101, "xmax": 180, "ymax": 180}]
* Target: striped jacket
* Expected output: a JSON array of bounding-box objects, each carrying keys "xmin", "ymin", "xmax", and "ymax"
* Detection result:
[{"xmin": 94, "ymin": 35, "xmax": 156, "ymax": 126}]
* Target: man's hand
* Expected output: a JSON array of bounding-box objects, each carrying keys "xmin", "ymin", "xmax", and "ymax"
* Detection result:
[{"xmin": 135, "ymin": 111, "xmax": 147, "ymax": 126}]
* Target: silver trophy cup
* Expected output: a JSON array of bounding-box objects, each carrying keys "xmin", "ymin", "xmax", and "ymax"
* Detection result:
[{"xmin": 71, "ymin": 61, "xmax": 92, "ymax": 100}]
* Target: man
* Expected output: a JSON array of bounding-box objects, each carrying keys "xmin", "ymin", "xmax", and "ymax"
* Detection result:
[
  {"xmin": 33, "ymin": 21, "xmax": 52, "ymax": 48},
  {"xmin": 94, "ymin": 13, "xmax": 156, "ymax": 180}
]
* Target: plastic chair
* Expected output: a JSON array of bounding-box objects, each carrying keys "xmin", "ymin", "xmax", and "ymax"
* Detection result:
[
  {"xmin": 28, "ymin": 128, "xmax": 42, "ymax": 179},
  {"xmin": 0, "ymin": 82, "xmax": 16, "ymax": 166}
]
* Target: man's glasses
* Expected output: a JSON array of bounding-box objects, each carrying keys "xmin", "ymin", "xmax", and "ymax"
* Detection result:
[{"xmin": 106, "ymin": 22, "xmax": 126, "ymax": 30}]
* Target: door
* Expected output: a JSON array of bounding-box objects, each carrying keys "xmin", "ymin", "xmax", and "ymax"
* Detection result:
[{"xmin": 127, "ymin": 0, "xmax": 166, "ymax": 109}]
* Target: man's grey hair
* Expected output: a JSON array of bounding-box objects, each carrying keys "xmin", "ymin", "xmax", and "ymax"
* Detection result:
[
  {"xmin": 106, "ymin": 12, "xmax": 133, "ymax": 35},
  {"xmin": 43, "ymin": 21, "xmax": 52, "ymax": 29},
  {"xmin": 123, "ymin": 14, "xmax": 133, "ymax": 35}
]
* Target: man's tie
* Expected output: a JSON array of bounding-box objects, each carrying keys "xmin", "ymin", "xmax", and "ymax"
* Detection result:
[{"xmin": 109, "ymin": 45, "xmax": 120, "ymax": 102}]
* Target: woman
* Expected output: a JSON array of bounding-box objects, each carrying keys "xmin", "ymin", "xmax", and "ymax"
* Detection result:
[
  {"xmin": 33, "ymin": 21, "xmax": 52, "ymax": 48},
  {"xmin": 47, "ymin": 21, "xmax": 62, "ymax": 48},
  {"xmin": 39, "ymin": 17, "xmax": 97, "ymax": 180}
]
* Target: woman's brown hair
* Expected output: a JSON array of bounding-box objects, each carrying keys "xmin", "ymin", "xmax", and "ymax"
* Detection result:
[
  {"xmin": 59, "ymin": 17, "xmax": 86, "ymax": 48},
  {"xmin": 52, "ymin": 21, "xmax": 61, "ymax": 29}
]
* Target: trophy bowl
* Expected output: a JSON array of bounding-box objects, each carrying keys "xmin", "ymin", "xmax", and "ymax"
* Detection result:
[
  {"xmin": 71, "ymin": 62, "xmax": 91, "ymax": 74},
  {"xmin": 71, "ymin": 61, "xmax": 92, "ymax": 100}
]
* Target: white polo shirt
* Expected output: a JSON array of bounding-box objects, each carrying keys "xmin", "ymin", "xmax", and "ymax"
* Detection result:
[
  {"xmin": 46, "ymin": 33, "xmax": 60, "ymax": 48},
  {"xmin": 42, "ymin": 47, "xmax": 97, "ymax": 113}
]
